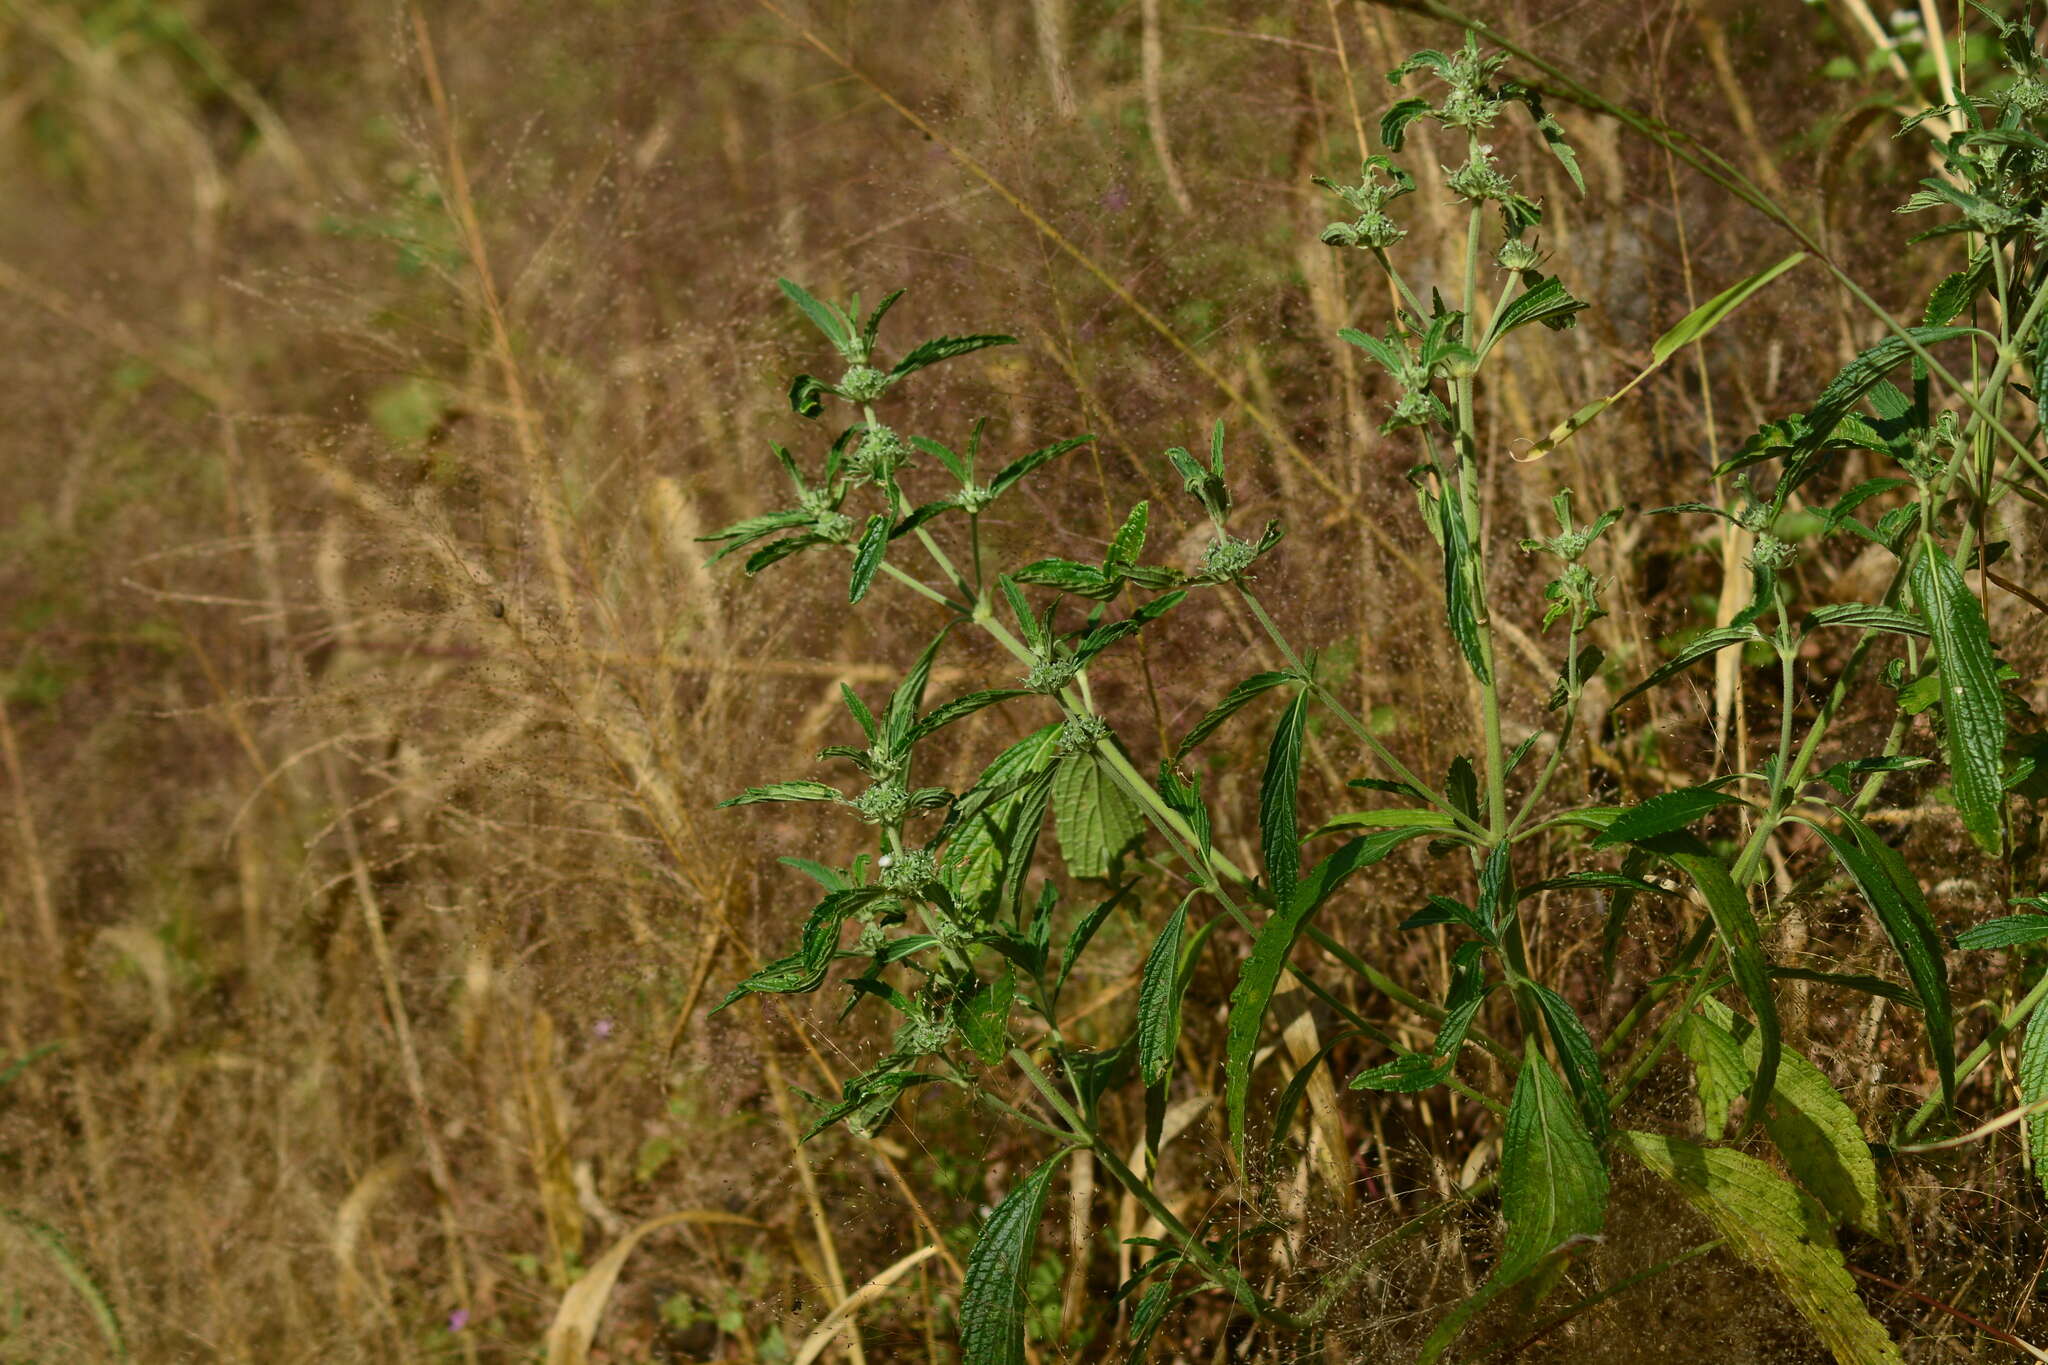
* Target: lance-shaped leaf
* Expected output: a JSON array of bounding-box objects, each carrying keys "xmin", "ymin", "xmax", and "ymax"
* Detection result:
[
  {"xmin": 959, "ymin": 1151, "xmax": 1066, "ymax": 1365},
  {"xmin": 988, "ymin": 434, "xmax": 1093, "ymax": 499},
  {"xmin": 1419, "ymin": 1051, "xmax": 1607, "ymax": 1363},
  {"xmin": 718, "ymin": 780, "xmax": 843, "ymax": 808},
  {"xmin": 2022, "ymin": 1003, "xmax": 2048, "ymax": 1200},
  {"xmin": 1052, "ymin": 886, "xmax": 1130, "ymax": 1013},
  {"xmin": 714, "ymin": 887, "xmax": 890, "ymax": 1009},
  {"xmin": 1224, "ymin": 829, "xmax": 1424, "ymax": 1160},
  {"xmin": 1593, "ymin": 785, "xmax": 1743, "ymax": 848},
  {"xmin": 1137, "ymin": 896, "xmax": 1194, "ymax": 1086},
  {"xmin": 1802, "ymin": 604, "xmax": 1929, "ymax": 637},
  {"xmin": 1611, "ymin": 626, "xmax": 1760, "ymax": 709},
  {"xmin": 907, "ymin": 689, "xmax": 1034, "ymax": 747},
  {"xmin": 1911, "ymin": 536, "xmax": 2007, "ymax": 854},
  {"xmin": 700, "ymin": 508, "xmax": 815, "ymax": 563},
  {"xmin": 1156, "ymin": 762, "xmax": 1213, "ymax": 863},
  {"xmin": 1678, "ymin": 1008, "xmax": 1749, "ymax": 1136},
  {"xmin": 1693, "ymin": 1000, "xmax": 1883, "ymax": 1237},
  {"xmin": 1525, "ymin": 981, "xmax": 1608, "ymax": 1139},
  {"xmin": 1799, "ymin": 328, "xmax": 1973, "ymax": 461},
  {"xmin": 1620, "ymin": 1132, "xmax": 1903, "ymax": 1365},
  {"xmin": 890, "ymin": 333, "xmax": 1016, "ymax": 381},
  {"xmin": 1436, "ymin": 477, "xmax": 1490, "ymax": 683},
  {"xmin": 1174, "ymin": 671, "xmax": 1298, "ymax": 760},
  {"xmin": 1351, "ymin": 941, "xmax": 1488, "ymax": 1092},
  {"xmin": 1644, "ymin": 833, "xmax": 1779, "ymax": 1129},
  {"xmin": 1806, "ymin": 808, "xmax": 1954, "ymax": 1108},
  {"xmin": 1483, "ymin": 274, "xmax": 1589, "ymax": 349},
  {"xmin": 1956, "ymin": 913, "xmax": 2048, "ymax": 950},
  {"xmin": 1598, "ymin": 848, "xmax": 1657, "ymax": 980},
  {"xmin": 778, "ymin": 278, "xmax": 856, "ymax": 357},
  {"xmin": 1258, "ymin": 690, "xmax": 1311, "ymax": 912},
  {"xmin": 848, "ymin": 513, "xmax": 890, "ymax": 604}
]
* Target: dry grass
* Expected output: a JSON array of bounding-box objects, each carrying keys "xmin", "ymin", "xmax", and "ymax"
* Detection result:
[{"xmin": 1, "ymin": 0, "xmax": 2045, "ymax": 1361}]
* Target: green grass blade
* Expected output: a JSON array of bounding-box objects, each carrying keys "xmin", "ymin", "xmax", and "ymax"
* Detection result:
[
  {"xmin": 1525, "ymin": 252, "xmax": 1806, "ymax": 459},
  {"xmin": 0, "ymin": 1207, "xmax": 127, "ymax": 1361}
]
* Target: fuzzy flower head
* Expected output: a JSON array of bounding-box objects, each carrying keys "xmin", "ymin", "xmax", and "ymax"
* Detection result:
[{"xmin": 1313, "ymin": 156, "xmax": 1416, "ymax": 250}]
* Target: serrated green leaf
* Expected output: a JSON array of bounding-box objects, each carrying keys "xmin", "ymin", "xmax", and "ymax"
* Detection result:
[
  {"xmin": 1379, "ymin": 95, "xmax": 1433, "ymax": 149},
  {"xmin": 862, "ymin": 287, "xmax": 905, "ymax": 357},
  {"xmin": 1107, "ymin": 501, "xmax": 1149, "ymax": 569},
  {"xmin": 1420, "ymin": 1050, "xmax": 1606, "ymax": 1362},
  {"xmin": 1612, "ymin": 627, "xmax": 1759, "ymax": 709},
  {"xmin": 989, "ymin": 434, "xmax": 1093, "ymax": 499},
  {"xmin": 1599, "ymin": 848, "xmax": 1657, "ymax": 981},
  {"xmin": 848, "ymin": 513, "xmax": 890, "ymax": 603},
  {"xmin": 1808, "ymin": 807, "xmax": 1952, "ymax": 1107},
  {"xmin": 2022, "ymin": 1001, "xmax": 2048, "ymax": 1200},
  {"xmin": 1678, "ymin": 1009, "xmax": 1748, "ymax": 1136},
  {"xmin": 1818, "ymin": 755, "xmax": 1934, "ymax": 798},
  {"xmin": 1911, "ymin": 537, "xmax": 2007, "ymax": 854},
  {"xmin": 1525, "ymin": 982, "xmax": 1608, "ymax": 1138},
  {"xmin": 1308, "ymin": 807, "xmax": 1457, "ymax": 838},
  {"xmin": 1225, "ymin": 829, "xmax": 1421, "ymax": 1160},
  {"xmin": 959, "ymin": 1151, "xmax": 1066, "ymax": 1365},
  {"xmin": 1593, "ymin": 786, "xmax": 1742, "ymax": 848},
  {"xmin": 1353, "ymin": 942, "xmax": 1487, "ymax": 1091},
  {"xmin": 1497, "ymin": 1052, "xmax": 1608, "ymax": 1278},
  {"xmin": 1013, "ymin": 557, "xmax": 1117, "ymax": 598},
  {"xmin": 1054, "ymin": 884, "xmax": 1130, "ymax": 1006},
  {"xmin": 1053, "ymin": 755, "xmax": 1146, "ymax": 880},
  {"xmin": 907, "ymin": 689, "xmax": 1034, "ymax": 747},
  {"xmin": 717, "ymin": 780, "xmax": 843, "ymax": 808},
  {"xmin": 1646, "ymin": 833, "xmax": 1779, "ymax": 1130},
  {"xmin": 1156, "ymin": 763, "xmax": 1213, "ymax": 863},
  {"xmin": 1803, "ymin": 604, "xmax": 1929, "ymax": 637},
  {"xmin": 1174, "ymin": 671, "xmax": 1297, "ymax": 759},
  {"xmin": 1620, "ymin": 1132, "xmax": 1902, "ymax": 1365},
  {"xmin": 1484, "ymin": 274, "xmax": 1589, "ymax": 349},
  {"xmin": 714, "ymin": 888, "xmax": 890, "ymax": 1009},
  {"xmin": 1748, "ymin": 1032, "xmax": 1882, "ymax": 1238},
  {"xmin": 745, "ymin": 533, "xmax": 827, "ymax": 573},
  {"xmin": 700, "ymin": 508, "xmax": 815, "ymax": 562},
  {"xmin": 1437, "ymin": 478, "xmax": 1490, "ymax": 683},
  {"xmin": 947, "ymin": 724, "xmax": 1063, "ymax": 906},
  {"xmin": 779, "ymin": 278, "xmax": 855, "ymax": 355},
  {"xmin": 957, "ymin": 969, "xmax": 1016, "ymax": 1066},
  {"xmin": 1258, "ymin": 691, "xmax": 1311, "ymax": 912},
  {"xmin": 1925, "ymin": 251, "xmax": 1988, "ymax": 326},
  {"xmin": 1137, "ymin": 896, "xmax": 1193, "ymax": 1086},
  {"xmin": 889, "ymin": 333, "xmax": 1016, "ymax": 381},
  {"xmin": 1956, "ymin": 914, "xmax": 2048, "ymax": 950}
]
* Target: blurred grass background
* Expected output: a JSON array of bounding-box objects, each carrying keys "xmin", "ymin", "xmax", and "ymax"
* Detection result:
[{"xmin": 2, "ymin": 0, "xmax": 2045, "ymax": 1360}]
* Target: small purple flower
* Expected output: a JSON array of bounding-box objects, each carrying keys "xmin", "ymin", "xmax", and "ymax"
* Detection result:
[
  {"xmin": 593, "ymin": 1018, "xmax": 614, "ymax": 1039},
  {"xmin": 1102, "ymin": 182, "xmax": 1129, "ymax": 213},
  {"xmin": 448, "ymin": 1309, "xmax": 470, "ymax": 1332}
]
